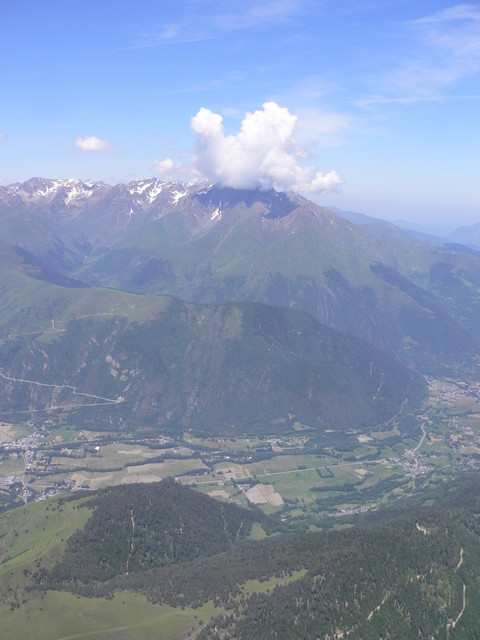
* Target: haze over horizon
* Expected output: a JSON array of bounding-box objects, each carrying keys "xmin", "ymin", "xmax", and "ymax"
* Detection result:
[{"xmin": 1, "ymin": 0, "xmax": 479, "ymax": 229}]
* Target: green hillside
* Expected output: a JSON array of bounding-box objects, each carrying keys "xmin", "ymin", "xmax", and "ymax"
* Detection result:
[
  {"xmin": 0, "ymin": 483, "xmax": 261, "ymax": 640},
  {"xmin": 0, "ymin": 277, "xmax": 425, "ymax": 435},
  {"xmin": 2, "ymin": 477, "xmax": 480, "ymax": 639}
]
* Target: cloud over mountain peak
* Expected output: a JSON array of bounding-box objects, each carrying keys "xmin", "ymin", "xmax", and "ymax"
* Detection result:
[{"xmin": 189, "ymin": 102, "xmax": 342, "ymax": 194}]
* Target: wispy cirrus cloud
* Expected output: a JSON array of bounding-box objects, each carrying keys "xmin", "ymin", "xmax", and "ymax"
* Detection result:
[
  {"xmin": 358, "ymin": 3, "xmax": 480, "ymax": 106},
  {"xmin": 131, "ymin": 0, "xmax": 312, "ymax": 48},
  {"xmin": 75, "ymin": 136, "xmax": 112, "ymax": 152},
  {"xmin": 415, "ymin": 3, "xmax": 480, "ymax": 25},
  {"xmin": 271, "ymin": 76, "xmax": 350, "ymax": 147},
  {"xmin": 294, "ymin": 107, "xmax": 350, "ymax": 148}
]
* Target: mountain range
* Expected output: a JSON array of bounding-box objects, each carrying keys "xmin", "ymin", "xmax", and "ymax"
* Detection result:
[
  {"xmin": 1, "ymin": 177, "xmax": 480, "ymax": 435},
  {"xmin": 1, "ymin": 178, "xmax": 479, "ymax": 374}
]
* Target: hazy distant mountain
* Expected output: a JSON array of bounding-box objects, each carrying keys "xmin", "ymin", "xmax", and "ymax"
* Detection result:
[
  {"xmin": 449, "ymin": 223, "xmax": 480, "ymax": 250},
  {"xmin": 331, "ymin": 207, "xmax": 447, "ymax": 244}
]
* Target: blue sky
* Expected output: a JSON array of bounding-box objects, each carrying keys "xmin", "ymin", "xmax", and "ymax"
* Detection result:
[{"xmin": 1, "ymin": 0, "xmax": 479, "ymax": 227}]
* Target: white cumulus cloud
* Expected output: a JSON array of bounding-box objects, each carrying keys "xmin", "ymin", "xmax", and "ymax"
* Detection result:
[
  {"xmin": 75, "ymin": 136, "xmax": 112, "ymax": 152},
  {"xmin": 153, "ymin": 157, "xmax": 176, "ymax": 177},
  {"xmin": 154, "ymin": 157, "xmax": 175, "ymax": 173},
  {"xmin": 152, "ymin": 157, "xmax": 192, "ymax": 182},
  {"xmin": 189, "ymin": 102, "xmax": 342, "ymax": 193}
]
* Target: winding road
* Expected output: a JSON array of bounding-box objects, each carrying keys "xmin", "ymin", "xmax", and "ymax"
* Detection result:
[{"xmin": 0, "ymin": 371, "xmax": 124, "ymax": 413}]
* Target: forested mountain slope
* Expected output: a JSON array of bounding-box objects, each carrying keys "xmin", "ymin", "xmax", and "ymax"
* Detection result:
[
  {"xmin": 15, "ymin": 476, "xmax": 480, "ymax": 640},
  {"xmin": 0, "ymin": 267, "xmax": 423, "ymax": 435}
]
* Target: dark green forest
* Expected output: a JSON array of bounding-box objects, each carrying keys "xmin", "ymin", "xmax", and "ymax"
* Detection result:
[{"xmin": 43, "ymin": 480, "xmax": 266, "ymax": 583}]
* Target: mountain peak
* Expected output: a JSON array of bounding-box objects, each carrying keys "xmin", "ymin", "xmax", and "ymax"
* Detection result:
[{"xmin": 0, "ymin": 177, "xmax": 110, "ymax": 208}]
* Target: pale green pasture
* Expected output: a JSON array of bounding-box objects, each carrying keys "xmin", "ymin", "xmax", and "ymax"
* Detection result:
[
  {"xmin": 0, "ymin": 497, "xmax": 92, "ymax": 601},
  {"xmin": 349, "ymin": 445, "xmax": 379, "ymax": 458},
  {"xmin": 1, "ymin": 590, "xmax": 217, "ymax": 640},
  {"xmin": 325, "ymin": 462, "xmax": 370, "ymax": 484},
  {"xmin": 27, "ymin": 471, "xmax": 73, "ymax": 492},
  {"xmin": 182, "ymin": 480, "xmax": 250, "ymax": 509},
  {"xmin": 425, "ymin": 439, "xmax": 450, "ymax": 455},
  {"xmin": 369, "ymin": 424, "xmax": 401, "ymax": 440},
  {"xmin": 0, "ymin": 421, "xmax": 32, "ymax": 441},
  {"xmin": 49, "ymin": 424, "xmax": 78, "ymax": 442},
  {"xmin": 248, "ymin": 522, "xmax": 267, "ymax": 540},
  {"xmin": 123, "ymin": 457, "xmax": 207, "ymax": 480},
  {"xmin": 184, "ymin": 434, "xmax": 263, "ymax": 451},
  {"xmin": 0, "ymin": 456, "xmax": 25, "ymax": 480},
  {"xmin": 51, "ymin": 443, "xmax": 165, "ymax": 471},
  {"xmin": 40, "ymin": 455, "xmax": 207, "ymax": 491},
  {"xmin": 54, "ymin": 289, "xmax": 171, "ymax": 325},
  {"xmin": 240, "ymin": 569, "xmax": 306, "ymax": 595},
  {"xmin": 262, "ymin": 469, "xmax": 324, "ymax": 504},
  {"xmin": 377, "ymin": 445, "xmax": 400, "ymax": 460},
  {"xmin": 355, "ymin": 463, "xmax": 393, "ymax": 489},
  {"xmin": 462, "ymin": 414, "xmax": 480, "ymax": 432},
  {"xmin": 248, "ymin": 454, "xmax": 337, "ymax": 477}
]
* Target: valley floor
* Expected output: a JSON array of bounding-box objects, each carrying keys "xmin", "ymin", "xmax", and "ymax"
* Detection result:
[{"xmin": 2, "ymin": 375, "xmax": 480, "ymax": 523}]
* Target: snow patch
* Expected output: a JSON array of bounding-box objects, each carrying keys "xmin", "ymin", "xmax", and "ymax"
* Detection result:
[
  {"xmin": 170, "ymin": 188, "xmax": 189, "ymax": 204},
  {"xmin": 36, "ymin": 180, "xmax": 65, "ymax": 198},
  {"xmin": 210, "ymin": 206, "xmax": 222, "ymax": 221},
  {"xmin": 196, "ymin": 185, "xmax": 214, "ymax": 195},
  {"xmin": 128, "ymin": 180, "xmax": 153, "ymax": 196},
  {"xmin": 127, "ymin": 179, "xmax": 167, "ymax": 203},
  {"xmin": 147, "ymin": 182, "xmax": 166, "ymax": 203},
  {"xmin": 64, "ymin": 184, "xmax": 95, "ymax": 204}
]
